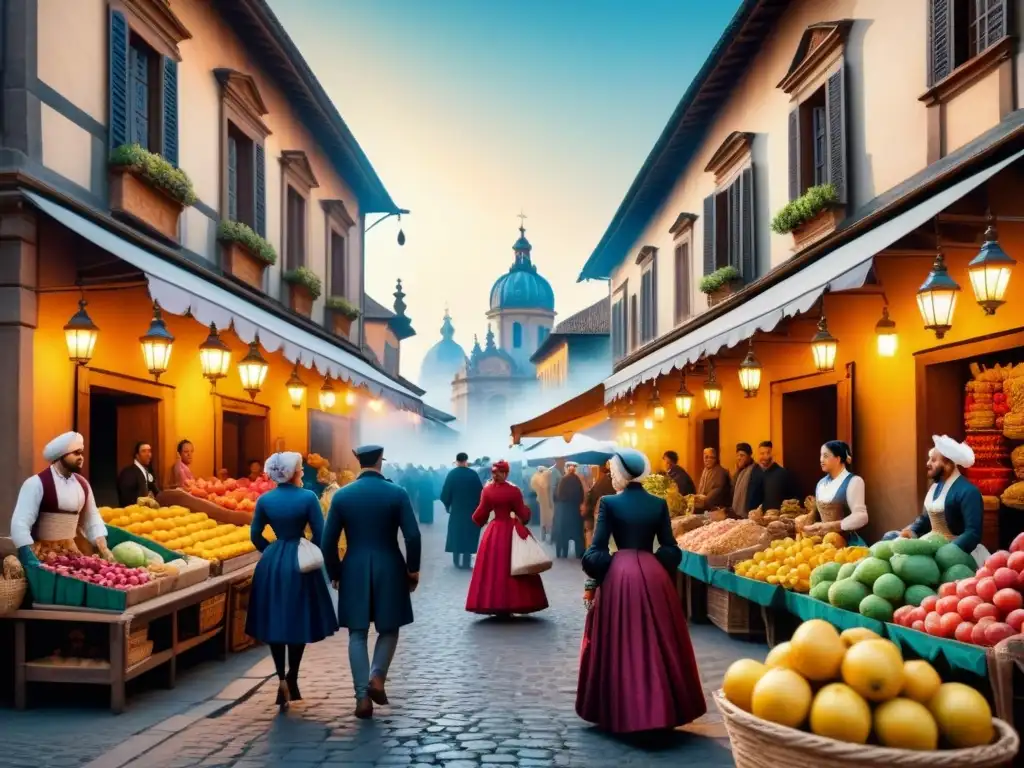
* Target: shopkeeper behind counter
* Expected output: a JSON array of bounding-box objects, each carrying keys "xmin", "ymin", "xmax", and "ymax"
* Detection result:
[
  {"xmin": 803, "ymin": 441, "xmax": 867, "ymax": 546},
  {"xmin": 11, "ymin": 431, "xmax": 111, "ymax": 566}
]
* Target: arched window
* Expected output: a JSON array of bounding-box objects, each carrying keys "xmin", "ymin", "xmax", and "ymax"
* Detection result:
[
  {"xmin": 538, "ymin": 326, "xmax": 549, "ymax": 346},
  {"xmin": 512, "ymin": 321, "xmax": 522, "ymax": 348}
]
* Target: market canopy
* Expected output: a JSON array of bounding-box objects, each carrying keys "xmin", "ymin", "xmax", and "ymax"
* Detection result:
[
  {"xmin": 509, "ymin": 383, "xmax": 608, "ymax": 444},
  {"xmin": 522, "ymin": 433, "xmax": 617, "ymax": 466},
  {"xmin": 602, "ymin": 147, "xmax": 1024, "ymax": 402},
  {"xmin": 28, "ymin": 192, "xmax": 424, "ymax": 412}
]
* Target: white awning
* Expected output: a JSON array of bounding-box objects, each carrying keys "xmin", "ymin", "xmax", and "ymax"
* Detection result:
[
  {"xmin": 27, "ymin": 192, "xmax": 424, "ymax": 411},
  {"xmin": 604, "ymin": 147, "xmax": 1024, "ymax": 402}
]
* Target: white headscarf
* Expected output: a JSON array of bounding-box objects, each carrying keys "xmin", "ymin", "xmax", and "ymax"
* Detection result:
[
  {"xmin": 932, "ymin": 435, "xmax": 975, "ymax": 469},
  {"xmin": 609, "ymin": 448, "xmax": 651, "ymax": 492},
  {"xmin": 43, "ymin": 432, "xmax": 84, "ymax": 462},
  {"xmin": 264, "ymin": 451, "xmax": 303, "ymax": 484}
]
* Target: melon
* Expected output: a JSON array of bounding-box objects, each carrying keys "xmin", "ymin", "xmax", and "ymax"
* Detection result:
[
  {"xmin": 810, "ymin": 580, "xmax": 833, "ymax": 602},
  {"xmin": 893, "ymin": 554, "xmax": 941, "ymax": 586},
  {"xmin": 873, "ymin": 573, "xmax": 906, "ymax": 604},
  {"xmin": 860, "ymin": 594, "xmax": 895, "ymax": 622},
  {"xmin": 890, "ymin": 538, "xmax": 934, "ymax": 557},
  {"xmin": 830, "ymin": 579, "xmax": 869, "ymax": 612},
  {"xmin": 941, "ymin": 564, "xmax": 975, "ymax": 585},
  {"xmin": 935, "ymin": 542, "xmax": 976, "ymax": 573},
  {"xmin": 811, "ymin": 561, "xmax": 842, "ymax": 587},
  {"xmin": 904, "ymin": 584, "xmax": 937, "ymax": 607},
  {"xmin": 869, "ymin": 540, "xmax": 894, "ymax": 561},
  {"xmin": 920, "ymin": 531, "xmax": 950, "ymax": 556},
  {"xmin": 853, "ymin": 557, "xmax": 892, "ymax": 587},
  {"xmin": 837, "ymin": 562, "xmax": 859, "ymax": 581}
]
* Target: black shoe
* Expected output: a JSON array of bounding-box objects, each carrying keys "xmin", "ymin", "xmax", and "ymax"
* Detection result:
[
  {"xmin": 276, "ymin": 679, "xmax": 290, "ymax": 712},
  {"xmin": 287, "ymin": 675, "xmax": 302, "ymax": 702}
]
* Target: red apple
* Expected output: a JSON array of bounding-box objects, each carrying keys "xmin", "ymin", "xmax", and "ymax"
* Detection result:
[
  {"xmin": 908, "ymin": 607, "xmax": 927, "ymax": 625},
  {"xmin": 958, "ymin": 596, "xmax": 984, "ymax": 621},
  {"xmin": 912, "ymin": 620, "xmax": 926, "ymax": 632},
  {"xmin": 924, "ymin": 611, "xmax": 943, "ymax": 636},
  {"xmin": 893, "ymin": 605, "xmax": 915, "ymax": 627},
  {"xmin": 1011, "ymin": 532, "xmax": 1024, "ymax": 554},
  {"xmin": 993, "ymin": 588, "xmax": 1023, "ymax": 616},
  {"xmin": 955, "ymin": 621, "xmax": 976, "ymax": 643},
  {"xmin": 985, "ymin": 622, "xmax": 1017, "ymax": 646},
  {"xmin": 939, "ymin": 612, "xmax": 963, "ymax": 637},
  {"xmin": 987, "ymin": 551, "xmax": 1011, "ymax": 572},
  {"xmin": 921, "ymin": 595, "xmax": 940, "ymax": 613},
  {"xmin": 1007, "ymin": 552, "xmax": 1024, "ymax": 573},
  {"xmin": 975, "ymin": 602, "xmax": 1000, "ymax": 622},
  {"xmin": 976, "ymin": 567, "xmax": 993, "ymax": 580},
  {"xmin": 977, "ymin": 577, "xmax": 999, "ymax": 603},
  {"xmin": 972, "ymin": 618, "xmax": 996, "ymax": 645},
  {"xmin": 937, "ymin": 595, "xmax": 960, "ymax": 615},
  {"xmin": 939, "ymin": 582, "xmax": 958, "ymax": 598},
  {"xmin": 994, "ymin": 567, "xmax": 1019, "ymax": 591}
]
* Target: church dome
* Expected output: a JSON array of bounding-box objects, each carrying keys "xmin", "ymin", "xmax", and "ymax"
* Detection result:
[
  {"xmin": 488, "ymin": 224, "xmax": 555, "ymax": 312},
  {"xmin": 419, "ymin": 310, "xmax": 467, "ymax": 385}
]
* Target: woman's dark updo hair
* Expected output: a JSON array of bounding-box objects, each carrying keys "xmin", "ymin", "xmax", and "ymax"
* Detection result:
[
  {"xmin": 824, "ymin": 440, "xmax": 852, "ymax": 466},
  {"xmin": 176, "ymin": 439, "xmax": 192, "ymax": 454}
]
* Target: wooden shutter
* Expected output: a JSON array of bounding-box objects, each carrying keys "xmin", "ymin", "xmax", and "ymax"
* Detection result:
[
  {"xmin": 161, "ymin": 57, "xmax": 178, "ymax": 165},
  {"xmin": 826, "ymin": 66, "xmax": 848, "ymax": 205},
  {"xmin": 128, "ymin": 43, "xmax": 149, "ymax": 149},
  {"xmin": 675, "ymin": 243, "xmax": 690, "ymax": 322},
  {"xmin": 788, "ymin": 108, "xmax": 801, "ymax": 200},
  {"xmin": 227, "ymin": 135, "xmax": 238, "ymax": 222},
  {"xmin": 108, "ymin": 10, "xmax": 129, "ymax": 150},
  {"xmin": 728, "ymin": 180, "xmax": 741, "ymax": 272},
  {"xmin": 977, "ymin": 0, "xmax": 1009, "ymax": 52},
  {"xmin": 739, "ymin": 167, "xmax": 756, "ymax": 281},
  {"xmin": 702, "ymin": 194, "xmax": 715, "ymax": 275},
  {"xmin": 927, "ymin": 0, "xmax": 954, "ymax": 87},
  {"xmin": 254, "ymin": 143, "xmax": 266, "ymax": 237}
]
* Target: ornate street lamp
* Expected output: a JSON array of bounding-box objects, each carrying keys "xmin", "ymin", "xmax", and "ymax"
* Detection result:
[
  {"xmin": 140, "ymin": 301, "xmax": 174, "ymax": 381},
  {"xmin": 285, "ymin": 363, "xmax": 307, "ymax": 409},
  {"xmin": 368, "ymin": 397, "xmax": 384, "ymax": 413},
  {"xmin": 875, "ymin": 306, "xmax": 898, "ymax": 357},
  {"xmin": 237, "ymin": 334, "xmax": 269, "ymax": 401},
  {"xmin": 738, "ymin": 339, "xmax": 762, "ymax": 397},
  {"xmin": 198, "ymin": 323, "xmax": 231, "ymax": 387},
  {"xmin": 319, "ymin": 376, "xmax": 336, "ymax": 410},
  {"xmin": 623, "ymin": 396, "xmax": 637, "ymax": 429},
  {"xmin": 345, "ymin": 389, "xmax": 358, "ymax": 407},
  {"xmin": 649, "ymin": 384, "xmax": 665, "ymax": 422},
  {"xmin": 810, "ymin": 315, "xmax": 839, "ymax": 373},
  {"xmin": 917, "ymin": 248, "xmax": 961, "ymax": 339},
  {"xmin": 675, "ymin": 372, "xmax": 694, "ymax": 418},
  {"xmin": 703, "ymin": 360, "xmax": 722, "ymax": 412},
  {"xmin": 64, "ymin": 298, "xmax": 99, "ymax": 366},
  {"xmin": 967, "ymin": 221, "xmax": 1016, "ymax": 315}
]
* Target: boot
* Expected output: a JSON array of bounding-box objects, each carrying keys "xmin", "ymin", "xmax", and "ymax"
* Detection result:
[
  {"xmin": 368, "ymin": 675, "xmax": 389, "ymax": 705},
  {"xmin": 355, "ymin": 697, "xmax": 374, "ymax": 719}
]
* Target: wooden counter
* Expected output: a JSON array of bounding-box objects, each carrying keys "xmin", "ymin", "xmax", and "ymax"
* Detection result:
[{"xmin": 2, "ymin": 564, "xmax": 256, "ymax": 713}]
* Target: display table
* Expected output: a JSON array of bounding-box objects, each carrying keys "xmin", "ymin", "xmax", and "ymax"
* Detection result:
[{"xmin": 2, "ymin": 564, "xmax": 255, "ymax": 713}]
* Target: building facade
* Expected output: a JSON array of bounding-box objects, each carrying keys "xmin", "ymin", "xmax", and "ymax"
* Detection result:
[{"xmin": 533, "ymin": 298, "xmax": 610, "ymax": 393}]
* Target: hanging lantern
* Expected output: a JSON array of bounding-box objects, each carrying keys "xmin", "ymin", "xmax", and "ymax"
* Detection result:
[
  {"xmin": 319, "ymin": 376, "xmax": 337, "ymax": 410},
  {"xmin": 396, "ymin": 214, "xmax": 406, "ymax": 246},
  {"xmin": 737, "ymin": 339, "xmax": 762, "ymax": 398},
  {"xmin": 64, "ymin": 298, "xmax": 99, "ymax": 365},
  {"xmin": 198, "ymin": 323, "xmax": 231, "ymax": 385},
  {"xmin": 810, "ymin": 315, "xmax": 839, "ymax": 373},
  {"xmin": 875, "ymin": 306, "xmax": 898, "ymax": 357},
  {"xmin": 139, "ymin": 301, "xmax": 174, "ymax": 381},
  {"xmin": 285, "ymin": 363, "xmax": 307, "ymax": 409},
  {"xmin": 237, "ymin": 334, "xmax": 269, "ymax": 401},
  {"xmin": 917, "ymin": 249, "xmax": 960, "ymax": 339},
  {"xmin": 643, "ymin": 417, "xmax": 654, "ymax": 431},
  {"xmin": 649, "ymin": 385, "xmax": 665, "ymax": 422},
  {"xmin": 675, "ymin": 373, "xmax": 694, "ymax": 418},
  {"xmin": 345, "ymin": 389, "xmax": 357, "ymax": 407},
  {"xmin": 369, "ymin": 398, "xmax": 384, "ymax": 413},
  {"xmin": 703, "ymin": 360, "xmax": 722, "ymax": 411},
  {"xmin": 967, "ymin": 222, "xmax": 1016, "ymax": 315},
  {"xmin": 623, "ymin": 396, "xmax": 637, "ymax": 429}
]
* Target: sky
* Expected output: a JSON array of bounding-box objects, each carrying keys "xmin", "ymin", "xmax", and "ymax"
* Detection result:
[{"xmin": 267, "ymin": 0, "xmax": 742, "ymax": 390}]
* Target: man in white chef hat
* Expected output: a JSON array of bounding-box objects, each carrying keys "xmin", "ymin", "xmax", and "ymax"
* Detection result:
[
  {"xmin": 897, "ymin": 434, "xmax": 989, "ymax": 566},
  {"xmin": 11, "ymin": 431, "xmax": 112, "ymax": 566}
]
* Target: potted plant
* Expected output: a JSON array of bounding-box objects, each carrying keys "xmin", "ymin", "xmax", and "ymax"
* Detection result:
[
  {"xmin": 217, "ymin": 220, "xmax": 276, "ymax": 290},
  {"xmin": 324, "ymin": 295, "xmax": 360, "ymax": 337},
  {"xmin": 109, "ymin": 143, "xmax": 196, "ymax": 241},
  {"xmin": 282, "ymin": 266, "xmax": 322, "ymax": 318},
  {"xmin": 770, "ymin": 183, "xmax": 842, "ymax": 250},
  {"xmin": 699, "ymin": 265, "xmax": 742, "ymax": 307}
]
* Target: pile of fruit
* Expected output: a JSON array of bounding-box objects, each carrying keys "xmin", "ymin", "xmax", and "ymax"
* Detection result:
[
  {"xmin": 735, "ymin": 534, "xmax": 866, "ymax": 593},
  {"xmin": 678, "ymin": 519, "xmax": 756, "ymax": 555},
  {"xmin": 641, "ymin": 474, "xmax": 687, "ymax": 517},
  {"xmin": 99, "ymin": 505, "xmax": 255, "ymax": 563},
  {"xmin": 749, "ymin": 498, "xmax": 814, "ymax": 540},
  {"xmin": 891, "ymin": 535, "xmax": 1024, "ymax": 646},
  {"xmin": 809, "ymin": 532, "xmax": 978, "ymax": 622},
  {"xmin": 723, "ymin": 620, "xmax": 998, "ymax": 750},
  {"xmin": 183, "ymin": 475, "xmax": 276, "ymax": 513},
  {"xmin": 38, "ymin": 553, "xmax": 153, "ymax": 591}
]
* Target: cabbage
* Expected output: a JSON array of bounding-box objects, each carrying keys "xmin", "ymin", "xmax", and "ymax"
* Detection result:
[
  {"xmin": 138, "ymin": 545, "xmax": 164, "ymax": 565},
  {"xmin": 112, "ymin": 541, "xmax": 147, "ymax": 568}
]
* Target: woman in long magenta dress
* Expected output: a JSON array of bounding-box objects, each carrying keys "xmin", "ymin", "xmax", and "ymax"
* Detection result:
[
  {"xmin": 465, "ymin": 460, "xmax": 549, "ymax": 616},
  {"xmin": 576, "ymin": 447, "xmax": 706, "ymax": 733}
]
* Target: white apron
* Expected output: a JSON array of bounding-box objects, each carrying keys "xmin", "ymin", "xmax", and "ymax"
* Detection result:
[{"xmin": 922, "ymin": 469, "xmax": 990, "ymax": 567}]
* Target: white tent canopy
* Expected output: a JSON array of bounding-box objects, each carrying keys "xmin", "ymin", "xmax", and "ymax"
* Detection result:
[{"xmin": 523, "ymin": 433, "xmax": 616, "ymax": 463}]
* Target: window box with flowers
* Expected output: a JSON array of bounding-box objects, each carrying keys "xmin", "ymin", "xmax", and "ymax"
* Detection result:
[
  {"xmin": 699, "ymin": 266, "xmax": 742, "ymax": 307},
  {"xmin": 282, "ymin": 266, "xmax": 322, "ymax": 317},
  {"xmin": 217, "ymin": 220, "xmax": 276, "ymax": 291},
  {"xmin": 771, "ymin": 183, "xmax": 842, "ymax": 251},
  {"xmin": 109, "ymin": 143, "xmax": 196, "ymax": 241},
  {"xmin": 324, "ymin": 296, "xmax": 360, "ymax": 338}
]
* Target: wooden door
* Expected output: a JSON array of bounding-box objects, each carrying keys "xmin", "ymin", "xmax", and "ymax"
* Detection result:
[
  {"xmin": 240, "ymin": 415, "xmax": 267, "ymax": 474},
  {"xmin": 222, "ymin": 414, "xmax": 240, "ymax": 478},
  {"xmin": 782, "ymin": 386, "xmax": 837, "ymax": 499},
  {"xmin": 116, "ymin": 402, "xmax": 159, "ymax": 473}
]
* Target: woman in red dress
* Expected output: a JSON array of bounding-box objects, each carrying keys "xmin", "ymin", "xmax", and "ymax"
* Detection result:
[{"xmin": 465, "ymin": 460, "xmax": 549, "ymax": 616}]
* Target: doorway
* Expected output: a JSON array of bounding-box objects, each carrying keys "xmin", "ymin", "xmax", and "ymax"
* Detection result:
[
  {"xmin": 87, "ymin": 387, "xmax": 160, "ymax": 506},
  {"xmin": 221, "ymin": 410, "xmax": 268, "ymax": 480},
  {"xmin": 699, "ymin": 418, "xmax": 721, "ymax": 473},
  {"xmin": 309, "ymin": 410, "xmax": 355, "ymax": 473},
  {"xmin": 782, "ymin": 386, "xmax": 837, "ymax": 499}
]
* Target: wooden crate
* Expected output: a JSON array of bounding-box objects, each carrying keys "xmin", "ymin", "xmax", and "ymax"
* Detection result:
[
  {"xmin": 228, "ymin": 578, "xmax": 256, "ymax": 653},
  {"xmin": 706, "ymin": 585, "xmax": 764, "ymax": 636},
  {"xmin": 199, "ymin": 593, "xmax": 226, "ymax": 634}
]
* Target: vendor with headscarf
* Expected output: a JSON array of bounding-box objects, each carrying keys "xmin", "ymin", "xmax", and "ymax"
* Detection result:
[
  {"xmin": 896, "ymin": 434, "xmax": 988, "ymax": 565},
  {"xmin": 11, "ymin": 431, "xmax": 112, "ymax": 565}
]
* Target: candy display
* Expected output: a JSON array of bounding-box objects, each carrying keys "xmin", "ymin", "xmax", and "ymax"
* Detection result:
[{"xmin": 735, "ymin": 534, "xmax": 863, "ymax": 593}]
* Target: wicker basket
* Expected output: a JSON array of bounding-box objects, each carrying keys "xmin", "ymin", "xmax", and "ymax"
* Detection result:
[
  {"xmin": 714, "ymin": 690, "xmax": 1019, "ymax": 768},
  {"xmin": 199, "ymin": 593, "xmax": 226, "ymax": 633},
  {"xmin": 126, "ymin": 639, "xmax": 154, "ymax": 669},
  {"xmin": 707, "ymin": 585, "xmax": 763, "ymax": 635},
  {"xmin": 127, "ymin": 625, "xmax": 149, "ymax": 649},
  {"xmin": 0, "ymin": 578, "xmax": 27, "ymax": 615}
]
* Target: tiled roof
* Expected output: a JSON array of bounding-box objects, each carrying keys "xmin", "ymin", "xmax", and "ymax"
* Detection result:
[
  {"xmin": 553, "ymin": 297, "xmax": 610, "ymax": 335},
  {"xmin": 363, "ymin": 294, "xmax": 395, "ymax": 320}
]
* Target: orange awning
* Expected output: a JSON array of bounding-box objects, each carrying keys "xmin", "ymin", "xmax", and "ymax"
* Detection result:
[{"xmin": 510, "ymin": 384, "xmax": 607, "ymax": 444}]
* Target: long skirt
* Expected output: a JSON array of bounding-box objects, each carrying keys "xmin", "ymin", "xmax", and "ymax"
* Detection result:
[
  {"xmin": 466, "ymin": 519, "xmax": 548, "ymax": 615},
  {"xmin": 576, "ymin": 549, "xmax": 706, "ymax": 733},
  {"xmin": 246, "ymin": 539, "xmax": 338, "ymax": 645}
]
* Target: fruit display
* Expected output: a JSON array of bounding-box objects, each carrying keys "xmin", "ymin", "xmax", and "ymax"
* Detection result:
[
  {"xmin": 722, "ymin": 618, "xmax": 1000, "ymax": 750},
  {"xmin": 891, "ymin": 535, "xmax": 1024, "ymax": 646},
  {"xmin": 183, "ymin": 475, "xmax": 276, "ymax": 513},
  {"xmin": 38, "ymin": 553, "xmax": 154, "ymax": 591},
  {"xmin": 99, "ymin": 504, "xmax": 256, "ymax": 563},
  {"xmin": 678, "ymin": 519, "xmax": 760, "ymax": 555},
  {"xmin": 810, "ymin": 532, "xmax": 978, "ymax": 622},
  {"xmin": 641, "ymin": 474, "xmax": 687, "ymax": 517},
  {"xmin": 735, "ymin": 534, "xmax": 864, "ymax": 593}
]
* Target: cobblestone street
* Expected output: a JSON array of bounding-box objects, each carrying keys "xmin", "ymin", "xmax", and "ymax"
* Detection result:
[{"xmin": 3, "ymin": 512, "xmax": 766, "ymax": 768}]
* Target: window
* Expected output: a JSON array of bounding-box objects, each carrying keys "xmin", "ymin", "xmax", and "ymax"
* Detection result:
[
  {"xmin": 538, "ymin": 326, "xmax": 549, "ymax": 346},
  {"xmin": 285, "ymin": 186, "xmax": 306, "ymax": 271},
  {"xmin": 329, "ymin": 231, "xmax": 347, "ymax": 297},
  {"xmin": 226, "ymin": 123, "xmax": 255, "ymax": 226},
  {"xmin": 674, "ymin": 241, "xmax": 691, "ymax": 323},
  {"xmin": 280, "ymin": 150, "xmax": 319, "ymax": 274},
  {"xmin": 629, "ymin": 294, "xmax": 639, "ymax": 352},
  {"xmin": 703, "ymin": 167, "xmax": 756, "ymax": 282},
  {"xmin": 787, "ymin": 72, "xmax": 847, "ymax": 203},
  {"xmin": 611, "ymin": 286, "xmax": 627, "ymax": 360},
  {"xmin": 928, "ymin": 0, "xmax": 1009, "ymax": 85},
  {"xmin": 512, "ymin": 322, "xmax": 523, "ymax": 348},
  {"xmin": 128, "ymin": 36, "xmax": 159, "ymax": 150},
  {"xmin": 638, "ymin": 248, "xmax": 657, "ymax": 344},
  {"xmin": 216, "ymin": 69, "xmax": 270, "ymax": 236},
  {"xmin": 322, "ymin": 200, "xmax": 355, "ymax": 300}
]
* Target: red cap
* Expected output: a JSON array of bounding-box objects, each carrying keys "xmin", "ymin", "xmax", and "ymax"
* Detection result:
[{"xmin": 491, "ymin": 460, "xmax": 510, "ymax": 473}]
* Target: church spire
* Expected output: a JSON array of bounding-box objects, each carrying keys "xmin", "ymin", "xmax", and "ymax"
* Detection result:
[
  {"xmin": 485, "ymin": 324, "xmax": 496, "ymax": 350},
  {"xmin": 392, "ymin": 278, "xmax": 407, "ymax": 317},
  {"xmin": 512, "ymin": 211, "xmax": 533, "ymax": 269},
  {"xmin": 470, "ymin": 334, "xmax": 482, "ymax": 361},
  {"xmin": 440, "ymin": 306, "xmax": 454, "ymax": 341}
]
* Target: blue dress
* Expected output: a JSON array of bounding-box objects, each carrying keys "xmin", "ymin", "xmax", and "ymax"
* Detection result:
[{"xmin": 245, "ymin": 484, "xmax": 339, "ymax": 645}]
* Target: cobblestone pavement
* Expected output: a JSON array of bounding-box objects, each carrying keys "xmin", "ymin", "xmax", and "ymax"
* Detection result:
[{"xmin": 116, "ymin": 513, "xmax": 765, "ymax": 768}]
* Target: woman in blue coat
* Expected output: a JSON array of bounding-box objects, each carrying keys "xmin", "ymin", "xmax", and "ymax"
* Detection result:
[{"xmin": 246, "ymin": 452, "xmax": 338, "ymax": 711}]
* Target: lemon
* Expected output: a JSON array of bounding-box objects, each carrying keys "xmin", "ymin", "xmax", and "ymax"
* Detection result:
[
  {"xmin": 875, "ymin": 698, "xmax": 939, "ymax": 750},
  {"xmin": 841, "ymin": 639, "xmax": 903, "ymax": 702},
  {"xmin": 810, "ymin": 683, "xmax": 871, "ymax": 743},
  {"xmin": 723, "ymin": 659, "xmax": 768, "ymax": 712},
  {"xmin": 790, "ymin": 620, "xmax": 846, "ymax": 681},
  {"xmin": 751, "ymin": 668, "xmax": 812, "ymax": 728},
  {"xmin": 900, "ymin": 660, "xmax": 941, "ymax": 704},
  {"xmin": 928, "ymin": 683, "xmax": 994, "ymax": 748},
  {"xmin": 764, "ymin": 642, "xmax": 795, "ymax": 669}
]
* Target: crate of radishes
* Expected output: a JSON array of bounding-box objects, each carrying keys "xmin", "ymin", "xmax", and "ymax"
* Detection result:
[
  {"xmin": 890, "ymin": 534, "xmax": 1024, "ymax": 649},
  {"xmin": 28, "ymin": 553, "xmax": 160, "ymax": 611}
]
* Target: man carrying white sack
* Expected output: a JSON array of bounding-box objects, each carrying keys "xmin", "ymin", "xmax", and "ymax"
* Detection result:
[{"xmin": 11, "ymin": 431, "xmax": 112, "ymax": 567}]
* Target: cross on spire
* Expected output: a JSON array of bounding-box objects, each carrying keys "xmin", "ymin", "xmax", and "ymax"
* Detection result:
[{"xmin": 517, "ymin": 210, "xmax": 527, "ymax": 233}]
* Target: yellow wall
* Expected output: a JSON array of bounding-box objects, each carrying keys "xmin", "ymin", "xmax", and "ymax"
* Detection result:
[{"xmin": 536, "ymin": 341, "xmax": 569, "ymax": 389}]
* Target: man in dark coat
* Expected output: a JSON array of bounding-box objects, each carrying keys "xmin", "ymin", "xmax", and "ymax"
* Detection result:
[
  {"xmin": 746, "ymin": 440, "xmax": 800, "ymax": 512},
  {"xmin": 116, "ymin": 441, "xmax": 159, "ymax": 507},
  {"xmin": 661, "ymin": 450, "xmax": 695, "ymax": 496},
  {"xmin": 416, "ymin": 465, "xmax": 436, "ymax": 524},
  {"xmin": 553, "ymin": 462, "xmax": 586, "ymax": 558},
  {"xmin": 440, "ymin": 452, "xmax": 484, "ymax": 569},
  {"xmin": 323, "ymin": 444, "xmax": 421, "ymax": 720}
]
